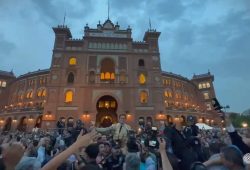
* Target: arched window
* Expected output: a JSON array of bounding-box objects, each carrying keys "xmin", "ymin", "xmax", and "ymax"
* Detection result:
[
  {"xmin": 111, "ymin": 73, "xmax": 115, "ymax": 80},
  {"xmin": 37, "ymin": 89, "xmax": 42, "ymax": 97},
  {"xmin": 100, "ymin": 58, "xmax": 115, "ymax": 81},
  {"xmin": 65, "ymin": 90, "xmax": 73, "ymax": 103},
  {"xmin": 138, "ymin": 59, "xmax": 145, "ymax": 67},
  {"xmin": 42, "ymin": 89, "xmax": 46, "ymax": 97},
  {"xmin": 198, "ymin": 84, "xmax": 202, "ymax": 89},
  {"xmin": 29, "ymin": 91, "xmax": 33, "ymax": 98},
  {"xmin": 2, "ymin": 81, "xmax": 7, "ymax": 87},
  {"xmin": 206, "ymin": 82, "xmax": 210, "ymax": 88},
  {"xmin": 140, "ymin": 91, "xmax": 148, "ymax": 103},
  {"xmin": 105, "ymin": 72, "xmax": 111, "ymax": 79},
  {"xmin": 69, "ymin": 57, "xmax": 77, "ymax": 65},
  {"xmin": 100, "ymin": 73, "xmax": 105, "ymax": 80},
  {"xmin": 26, "ymin": 90, "xmax": 33, "ymax": 99},
  {"xmin": 67, "ymin": 72, "xmax": 74, "ymax": 83},
  {"xmin": 138, "ymin": 73, "xmax": 146, "ymax": 84}
]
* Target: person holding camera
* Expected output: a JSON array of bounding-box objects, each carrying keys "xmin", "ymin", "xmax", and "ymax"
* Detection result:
[
  {"xmin": 95, "ymin": 114, "xmax": 131, "ymax": 148},
  {"xmin": 183, "ymin": 115, "xmax": 205, "ymax": 162}
]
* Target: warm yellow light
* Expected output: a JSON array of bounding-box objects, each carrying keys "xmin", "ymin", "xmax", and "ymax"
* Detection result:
[
  {"xmin": 140, "ymin": 91, "xmax": 148, "ymax": 103},
  {"xmin": 13, "ymin": 119, "xmax": 17, "ymax": 123},
  {"xmin": 242, "ymin": 122, "xmax": 248, "ymax": 128},
  {"xmin": 42, "ymin": 89, "xmax": 46, "ymax": 97},
  {"xmin": 65, "ymin": 91, "xmax": 73, "ymax": 103},
  {"xmin": 110, "ymin": 73, "xmax": 115, "ymax": 80},
  {"xmin": 139, "ymin": 73, "xmax": 146, "ymax": 84},
  {"xmin": 105, "ymin": 72, "xmax": 111, "ymax": 79},
  {"xmin": 69, "ymin": 57, "xmax": 77, "ymax": 65},
  {"xmin": 101, "ymin": 73, "xmax": 105, "ymax": 80}
]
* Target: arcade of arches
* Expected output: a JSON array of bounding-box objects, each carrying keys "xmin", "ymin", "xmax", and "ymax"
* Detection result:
[{"xmin": 1, "ymin": 115, "xmax": 43, "ymax": 132}]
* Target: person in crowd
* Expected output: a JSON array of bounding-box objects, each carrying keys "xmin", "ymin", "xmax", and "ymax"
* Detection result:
[
  {"xmin": 164, "ymin": 121, "xmax": 198, "ymax": 170},
  {"xmin": 125, "ymin": 152, "xmax": 140, "ymax": 170},
  {"xmin": 96, "ymin": 114, "xmax": 131, "ymax": 148},
  {"xmin": 183, "ymin": 116, "xmax": 205, "ymax": 162},
  {"xmin": 103, "ymin": 143, "xmax": 125, "ymax": 170},
  {"xmin": 74, "ymin": 119, "xmax": 87, "ymax": 139},
  {"xmin": 1, "ymin": 142, "xmax": 25, "ymax": 170},
  {"xmin": 140, "ymin": 144, "xmax": 157, "ymax": 170},
  {"xmin": 190, "ymin": 162, "xmax": 207, "ymax": 170},
  {"xmin": 15, "ymin": 142, "xmax": 41, "ymax": 170},
  {"xmin": 37, "ymin": 136, "xmax": 51, "ymax": 166},
  {"xmin": 204, "ymin": 145, "xmax": 245, "ymax": 170},
  {"xmin": 224, "ymin": 112, "xmax": 250, "ymax": 154},
  {"xmin": 96, "ymin": 142, "xmax": 107, "ymax": 167},
  {"xmin": 56, "ymin": 118, "xmax": 66, "ymax": 135},
  {"xmin": 40, "ymin": 129, "xmax": 101, "ymax": 170}
]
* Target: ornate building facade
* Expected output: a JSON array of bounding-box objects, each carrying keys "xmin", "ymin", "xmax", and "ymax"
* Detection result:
[{"xmin": 0, "ymin": 19, "xmax": 218, "ymax": 131}]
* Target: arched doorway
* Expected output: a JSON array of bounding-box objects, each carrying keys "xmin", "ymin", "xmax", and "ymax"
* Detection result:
[
  {"xmin": 34, "ymin": 115, "xmax": 43, "ymax": 128},
  {"xmin": 3, "ymin": 117, "xmax": 12, "ymax": 132},
  {"xmin": 96, "ymin": 95, "xmax": 118, "ymax": 127},
  {"xmin": 17, "ymin": 116, "xmax": 27, "ymax": 131}
]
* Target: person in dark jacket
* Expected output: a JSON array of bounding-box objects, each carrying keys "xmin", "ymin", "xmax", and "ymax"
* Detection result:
[{"xmin": 164, "ymin": 122, "xmax": 198, "ymax": 170}]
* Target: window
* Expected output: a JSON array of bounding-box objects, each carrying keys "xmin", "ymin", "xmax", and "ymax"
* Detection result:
[
  {"xmin": 67, "ymin": 72, "xmax": 74, "ymax": 83},
  {"xmin": 138, "ymin": 59, "xmax": 145, "ymax": 67},
  {"xmin": 100, "ymin": 58, "xmax": 115, "ymax": 81},
  {"xmin": 37, "ymin": 90, "xmax": 42, "ymax": 97},
  {"xmin": 203, "ymin": 92, "xmax": 209, "ymax": 100},
  {"xmin": 139, "ymin": 73, "xmax": 146, "ymax": 84},
  {"xmin": 26, "ymin": 90, "xmax": 33, "ymax": 99},
  {"xmin": 65, "ymin": 90, "xmax": 73, "ymax": 103},
  {"xmin": 206, "ymin": 82, "xmax": 210, "ymax": 88},
  {"xmin": 164, "ymin": 90, "xmax": 172, "ymax": 98},
  {"xmin": 202, "ymin": 83, "xmax": 206, "ymax": 89},
  {"xmin": 101, "ymin": 73, "xmax": 105, "ymax": 80},
  {"xmin": 206, "ymin": 103, "xmax": 212, "ymax": 110},
  {"xmin": 69, "ymin": 57, "xmax": 77, "ymax": 65},
  {"xmin": 140, "ymin": 91, "xmax": 148, "ymax": 103},
  {"xmin": 42, "ymin": 89, "xmax": 46, "ymax": 97},
  {"xmin": 198, "ymin": 84, "xmax": 202, "ymax": 89},
  {"xmin": 2, "ymin": 81, "xmax": 6, "ymax": 87},
  {"xmin": 105, "ymin": 72, "xmax": 111, "ymax": 79},
  {"xmin": 110, "ymin": 73, "xmax": 115, "ymax": 80}
]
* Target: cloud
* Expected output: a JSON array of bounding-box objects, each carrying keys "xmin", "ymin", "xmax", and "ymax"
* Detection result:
[
  {"xmin": 0, "ymin": 34, "xmax": 16, "ymax": 56},
  {"xmin": 0, "ymin": 0, "xmax": 249, "ymax": 112}
]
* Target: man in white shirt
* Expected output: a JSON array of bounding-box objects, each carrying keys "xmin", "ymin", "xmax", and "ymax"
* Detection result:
[{"xmin": 96, "ymin": 114, "xmax": 131, "ymax": 148}]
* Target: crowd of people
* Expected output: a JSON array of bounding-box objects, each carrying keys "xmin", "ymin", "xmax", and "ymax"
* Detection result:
[{"xmin": 0, "ymin": 113, "xmax": 250, "ymax": 170}]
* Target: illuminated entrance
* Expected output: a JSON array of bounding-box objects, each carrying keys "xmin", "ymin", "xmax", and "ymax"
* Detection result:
[{"xmin": 96, "ymin": 95, "xmax": 118, "ymax": 127}]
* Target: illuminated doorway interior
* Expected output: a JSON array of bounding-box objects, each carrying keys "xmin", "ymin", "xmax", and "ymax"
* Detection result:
[{"xmin": 96, "ymin": 95, "xmax": 118, "ymax": 127}]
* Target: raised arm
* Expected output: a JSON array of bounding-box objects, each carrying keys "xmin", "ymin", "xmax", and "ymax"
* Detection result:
[
  {"xmin": 158, "ymin": 138, "xmax": 173, "ymax": 170},
  {"xmin": 96, "ymin": 124, "xmax": 115, "ymax": 133},
  {"xmin": 224, "ymin": 112, "xmax": 250, "ymax": 154},
  {"xmin": 41, "ymin": 130, "xmax": 98, "ymax": 170}
]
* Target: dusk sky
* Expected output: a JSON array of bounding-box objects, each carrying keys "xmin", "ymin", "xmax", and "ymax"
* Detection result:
[{"xmin": 0, "ymin": 0, "xmax": 249, "ymax": 113}]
